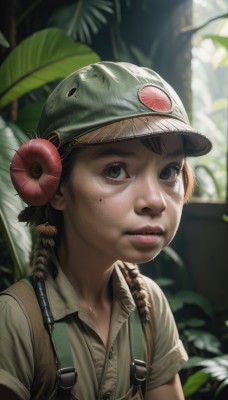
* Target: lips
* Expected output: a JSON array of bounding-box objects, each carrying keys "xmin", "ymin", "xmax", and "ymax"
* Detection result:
[
  {"xmin": 126, "ymin": 225, "xmax": 165, "ymax": 247},
  {"xmin": 127, "ymin": 226, "xmax": 164, "ymax": 235}
]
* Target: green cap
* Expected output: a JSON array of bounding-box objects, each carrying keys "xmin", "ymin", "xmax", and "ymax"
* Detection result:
[{"xmin": 37, "ymin": 61, "xmax": 212, "ymax": 156}]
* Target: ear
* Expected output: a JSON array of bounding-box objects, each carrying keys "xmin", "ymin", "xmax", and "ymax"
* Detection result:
[{"xmin": 50, "ymin": 185, "xmax": 66, "ymax": 210}]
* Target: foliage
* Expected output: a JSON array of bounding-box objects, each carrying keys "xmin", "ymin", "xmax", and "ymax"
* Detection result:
[
  {"xmin": 0, "ymin": 117, "xmax": 31, "ymax": 281},
  {"xmin": 0, "ymin": 28, "xmax": 100, "ymax": 109},
  {"xmin": 181, "ymin": 211, "xmax": 228, "ymax": 398},
  {"xmin": 191, "ymin": 12, "xmax": 228, "ymax": 200},
  {"xmin": 48, "ymin": 0, "xmax": 114, "ymax": 43},
  {"xmin": 141, "ymin": 246, "xmax": 228, "ymax": 399},
  {"xmin": 0, "ymin": 16, "xmax": 100, "ymax": 284},
  {"xmin": 183, "ymin": 355, "xmax": 228, "ymax": 398},
  {"xmin": 141, "ymin": 249, "xmax": 219, "ymax": 351}
]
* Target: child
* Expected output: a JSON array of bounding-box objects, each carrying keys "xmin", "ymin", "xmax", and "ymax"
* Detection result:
[{"xmin": 0, "ymin": 61, "xmax": 212, "ymax": 400}]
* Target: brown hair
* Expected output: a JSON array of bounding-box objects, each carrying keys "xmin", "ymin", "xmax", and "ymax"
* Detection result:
[{"xmin": 183, "ymin": 160, "xmax": 194, "ymax": 202}]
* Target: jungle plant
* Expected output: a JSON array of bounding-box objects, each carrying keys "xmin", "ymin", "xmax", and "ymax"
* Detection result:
[
  {"xmin": 141, "ymin": 246, "xmax": 228, "ymax": 399},
  {"xmin": 141, "ymin": 248, "xmax": 222, "ymax": 355},
  {"xmin": 191, "ymin": 17, "xmax": 228, "ymax": 201},
  {"xmin": 0, "ymin": 26, "xmax": 100, "ymax": 284},
  {"xmin": 183, "ymin": 355, "xmax": 228, "ymax": 399}
]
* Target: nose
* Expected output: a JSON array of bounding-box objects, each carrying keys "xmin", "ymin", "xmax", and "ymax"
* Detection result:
[{"xmin": 134, "ymin": 175, "xmax": 167, "ymax": 215}]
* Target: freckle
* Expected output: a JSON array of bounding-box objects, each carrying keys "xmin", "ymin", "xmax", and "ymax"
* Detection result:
[{"xmin": 99, "ymin": 198, "xmax": 102, "ymax": 202}]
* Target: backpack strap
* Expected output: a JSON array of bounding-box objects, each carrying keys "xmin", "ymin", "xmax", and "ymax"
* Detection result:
[
  {"xmin": 29, "ymin": 277, "xmax": 77, "ymax": 399},
  {"xmin": 129, "ymin": 306, "xmax": 147, "ymax": 398},
  {"xmin": 1, "ymin": 279, "xmax": 57, "ymax": 400},
  {"xmin": 2, "ymin": 273, "xmax": 156, "ymax": 399},
  {"xmin": 52, "ymin": 321, "xmax": 77, "ymax": 396},
  {"xmin": 33, "ymin": 275, "xmax": 149, "ymax": 399}
]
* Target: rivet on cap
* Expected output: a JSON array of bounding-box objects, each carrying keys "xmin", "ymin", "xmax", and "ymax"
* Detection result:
[{"xmin": 138, "ymin": 85, "xmax": 173, "ymax": 113}]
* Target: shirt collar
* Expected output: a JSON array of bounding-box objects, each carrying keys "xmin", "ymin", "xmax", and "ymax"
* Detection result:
[{"xmin": 45, "ymin": 255, "xmax": 135, "ymax": 321}]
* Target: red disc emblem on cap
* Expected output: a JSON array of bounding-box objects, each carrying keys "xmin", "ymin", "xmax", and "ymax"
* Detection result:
[{"xmin": 139, "ymin": 85, "xmax": 173, "ymax": 112}]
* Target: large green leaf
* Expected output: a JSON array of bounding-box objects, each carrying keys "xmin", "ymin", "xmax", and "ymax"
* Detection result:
[
  {"xmin": 184, "ymin": 329, "xmax": 222, "ymax": 355},
  {"xmin": 49, "ymin": 0, "xmax": 114, "ymax": 43},
  {"xmin": 0, "ymin": 27, "xmax": 100, "ymax": 109},
  {"xmin": 0, "ymin": 117, "xmax": 32, "ymax": 280},
  {"xmin": 184, "ymin": 356, "xmax": 228, "ymax": 397},
  {"xmin": 168, "ymin": 290, "xmax": 213, "ymax": 317},
  {"xmin": 183, "ymin": 370, "xmax": 210, "ymax": 397},
  {"xmin": 204, "ymin": 34, "xmax": 228, "ymax": 50}
]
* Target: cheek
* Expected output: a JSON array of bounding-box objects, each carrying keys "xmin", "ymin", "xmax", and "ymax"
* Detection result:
[
  {"xmin": 174, "ymin": 176, "xmax": 185, "ymax": 198},
  {"xmin": 170, "ymin": 198, "xmax": 184, "ymax": 234},
  {"xmin": 69, "ymin": 183, "xmax": 112, "ymax": 222},
  {"xmin": 165, "ymin": 178, "xmax": 185, "ymax": 208},
  {"xmin": 166, "ymin": 184, "xmax": 184, "ymax": 225},
  {"xmin": 172, "ymin": 188, "xmax": 184, "ymax": 216}
]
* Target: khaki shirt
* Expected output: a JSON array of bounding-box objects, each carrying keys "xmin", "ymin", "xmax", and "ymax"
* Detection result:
[{"xmin": 0, "ymin": 262, "xmax": 188, "ymax": 399}]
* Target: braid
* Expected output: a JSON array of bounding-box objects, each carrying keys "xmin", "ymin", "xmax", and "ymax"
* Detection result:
[
  {"xmin": 118, "ymin": 262, "xmax": 150, "ymax": 324},
  {"xmin": 32, "ymin": 223, "xmax": 57, "ymax": 280},
  {"xmin": 18, "ymin": 205, "xmax": 58, "ymax": 280}
]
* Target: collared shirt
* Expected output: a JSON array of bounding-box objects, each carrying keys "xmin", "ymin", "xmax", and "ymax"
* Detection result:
[{"xmin": 0, "ymin": 261, "xmax": 188, "ymax": 400}]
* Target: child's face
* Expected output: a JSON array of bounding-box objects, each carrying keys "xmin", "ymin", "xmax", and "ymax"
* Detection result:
[{"xmin": 56, "ymin": 136, "xmax": 185, "ymax": 265}]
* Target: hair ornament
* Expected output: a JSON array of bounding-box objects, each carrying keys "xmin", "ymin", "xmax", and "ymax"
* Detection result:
[
  {"xmin": 36, "ymin": 223, "xmax": 58, "ymax": 236},
  {"xmin": 10, "ymin": 138, "xmax": 62, "ymax": 206}
]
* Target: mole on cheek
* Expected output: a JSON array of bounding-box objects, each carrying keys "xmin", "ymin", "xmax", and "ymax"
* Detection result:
[{"xmin": 99, "ymin": 199, "xmax": 102, "ymax": 202}]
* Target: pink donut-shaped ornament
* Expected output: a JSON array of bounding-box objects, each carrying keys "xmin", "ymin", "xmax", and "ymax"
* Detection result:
[{"xmin": 10, "ymin": 138, "xmax": 62, "ymax": 206}]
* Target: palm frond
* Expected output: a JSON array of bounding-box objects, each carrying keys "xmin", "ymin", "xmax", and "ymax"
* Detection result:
[{"xmin": 48, "ymin": 0, "xmax": 114, "ymax": 43}]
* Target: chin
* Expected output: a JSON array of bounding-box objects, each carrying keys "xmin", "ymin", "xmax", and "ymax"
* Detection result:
[{"xmin": 121, "ymin": 250, "xmax": 162, "ymax": 265}]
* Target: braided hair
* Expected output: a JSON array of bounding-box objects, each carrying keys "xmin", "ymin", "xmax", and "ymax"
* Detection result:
[{"xmin": 117, "ymin": 261, "xmax": 151, "ymax": 323}]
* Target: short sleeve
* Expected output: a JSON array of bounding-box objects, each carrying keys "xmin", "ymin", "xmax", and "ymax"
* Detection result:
[
  {"xmin": 143, "ymin": 276, "xmax": 188, "ymax": 389},
  {"xmin": 0, "ymin": 294, "xmax": 34, "ymax": 400}
]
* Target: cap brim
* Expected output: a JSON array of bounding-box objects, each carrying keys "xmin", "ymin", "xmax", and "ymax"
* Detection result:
[{"xmin": 71, "ymin": 115, "xmax": 212, "ymax": 156}]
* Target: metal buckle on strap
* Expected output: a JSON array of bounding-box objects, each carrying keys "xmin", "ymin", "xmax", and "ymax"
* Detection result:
[
  {"xmin": 130, "ymin": 359, "xmax": 147, "ymax": 386},
  {"xmin": 57, "ymin": 367, "xmax": 77, "ymax": 390}
]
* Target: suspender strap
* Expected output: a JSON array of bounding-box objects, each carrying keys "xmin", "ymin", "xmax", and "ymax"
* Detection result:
[
  {"xmin": 52, "ymin": 321, "xmax": 77, "ymax": 392},
  {"xmin": 129, "ymin": 306, "xmax": 147, "ymax": 397},
  {"xmin": 130, "ymin": 306, "xmax": 144, "ymax": 360},
  {"xmin": 27, "ymin": 276, "xmax": 77, "ymax": 398},
  {"xmin": 25, "ymin": 276, "xmax": 146, "ymax": 398}
]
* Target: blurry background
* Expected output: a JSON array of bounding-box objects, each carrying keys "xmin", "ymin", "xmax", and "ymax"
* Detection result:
[{"xmin": 0, "ymin": 1, "xmax": 227, "ymax": 398}]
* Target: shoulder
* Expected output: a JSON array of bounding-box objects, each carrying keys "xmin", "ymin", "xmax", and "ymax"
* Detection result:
[
  {"xmin": 140, "ymin": 275, "xmax": 188, "ymax": 389},
  {"xmin": 0, "ymin": 279, "xmax": 35, "ymax": 336},
  {"xmin": 0, "ymin": 284, "xmax": 33, "ymax": 377},
  {"xmin": 1, "ymin": 278, "xmax": 36, "ymax": 318},
  {"xmin": 1, "ymin": 280, "xmax": 29, "ymax": 310},
  {"xmin": 141, "ymin": 274, "xmax": 171, "ymax": 312},
  {"xmin": 140, "ymin": 273, "xmax": 181, "ymax": 347},
  {"xmin": 0, "ymin": 279, "xmax": 56, "ymax": 398},
  {"xmin": 0, "ymin": 281, "xmax": 34, "ymax": 397}
]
